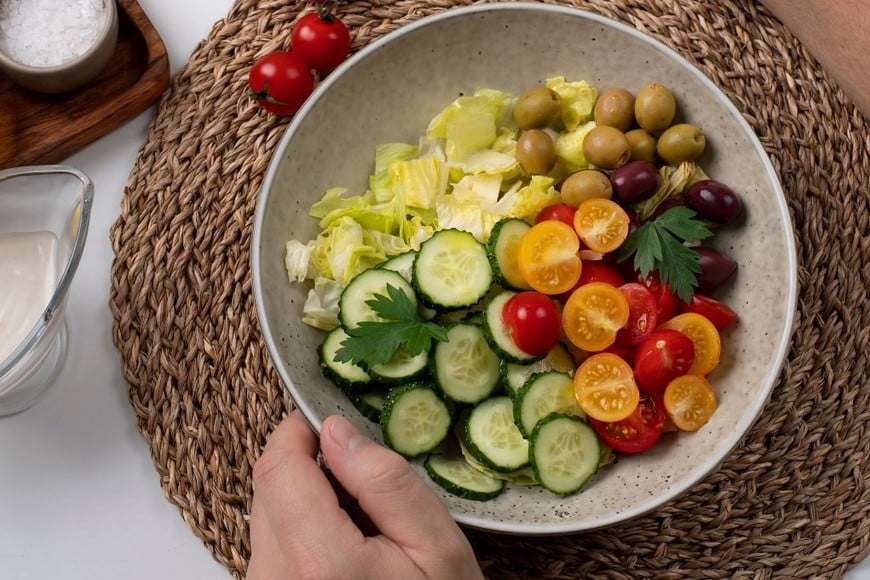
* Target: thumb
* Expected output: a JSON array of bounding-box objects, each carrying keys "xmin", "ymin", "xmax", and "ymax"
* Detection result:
[{"xmin": 319, "ymin": 414, "xmax": 462, "ymax": 552}]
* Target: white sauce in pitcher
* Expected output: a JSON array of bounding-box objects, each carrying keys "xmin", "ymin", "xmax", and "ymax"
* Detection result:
[{"xmin": 0, "ymin": 231, "xmax": 57, "ymax": 363}]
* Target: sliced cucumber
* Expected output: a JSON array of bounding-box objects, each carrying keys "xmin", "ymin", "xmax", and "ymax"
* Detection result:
[
  {"xmin": 352, "ymin": 387, "xmax": 389, "ymax": 423},
  {"xmin": 529, "ymin": 414, "xmax": 601, "ymax": 496},
  {"xmin": 458, "ymin": 435, "xmax": 539, "ymax": 485},
  {"xmin": 463, "ymin": 396, "xmax": 529, "ymax": 473},
  {"xmin": 513, "ymin": 371, "xmax": 586, "ymax": 437},
  {"xmin": 413, "ymin": 229, "xmax": 493, "ymax": 311},
  {"xmin": 433, "ymin": 323, "xmax": 501, "ymax": 404},
  {"xmin": 502, "ymin": 341, "xmax": 576, "ymax": 397},
  {"xmin": 318, "ymin": 327, "xmax": 372, "ymax": 393},
  {"xmin": 482, "ymin": 291, "xmax": 541, "ymax": 364},
  {"xmin": 379, "ymin": 250, "xmax": 417, "ymax": 282},
  {"xmin": 369, "ymin": 347, "xmax": 429, "ymax": 384},
  {"xmin": 339, "ymin": 268, "xmax": 416, "ymax": 329},
  {"xmin": 425, "ymin": 453, "xmax": 505, "ymax": 501},
  {"xmin": 487, "ymin": 217, "xmax": 532, "ymax": 290},
  {"xmin": 380, "ymin": 384, "xmax": 452, "ymax": 458}
]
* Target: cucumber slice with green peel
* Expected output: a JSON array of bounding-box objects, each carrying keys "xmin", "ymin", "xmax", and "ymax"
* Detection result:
[
  {"xmin": 425, "ymin": 453, "xmax": 505, "ymax": 501},
  {"xmin": 318, "ymin": 327, "xmax": 372, "ymax": 393},
  {"xmin": 463, "ymin": 396, "xmax": 530, "ymax": 473},
  {"xmin": 482, "ymin": 291, "xmax": 541, "ymax": 364},
  {"xmin": 352, "ymin": 388, "xmax": 389, "ymax": 423},
  {"xmin": 487, "ymin": 217, "xmax": 532, "ymax": 290},
  {"xmin": 413, "ymin": 229, "xmax": 493, "ymax": 311},
  {"xmin": 513, "ymin": 371, "xmax": 586, "ymax": 437},
  {"xmin": 502, "ymin": 341, "xmax": 576, "ymax": 397},
  {"xmin": 433, "ymin": 323, "xmax": 501, "ymax": 404},
  {"xmin": 380, "ymin": 384, "xmax": 452, "ymax": 458},
  {"xmin": 339, "ymin": 268, "xmax": 417, "ymax": 329},
  {"xmin": 529, "ymin": 414, "xmax": 601, "ymax": 496},
  {"xmin": 379, "ymin": 250, "xmax": 417, "ymax": 282},
  {"xmin": 369, "ymin": 347, "xmax": 430, "ymax": 384},
  {"xmin": 458, "ymin": 435, "xmax": 539, "ymax": 485}
]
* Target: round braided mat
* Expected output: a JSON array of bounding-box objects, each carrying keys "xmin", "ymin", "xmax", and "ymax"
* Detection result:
[{"xmin": 109, "ymin": 0, "xmax": 869, "ymax": 577}]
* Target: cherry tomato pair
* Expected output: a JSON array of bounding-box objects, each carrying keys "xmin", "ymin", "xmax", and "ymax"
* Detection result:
[
  {"xmin": 248, "ymin": 8, "xmax": 351, "ymax": 116},
  {"xmin": 517, "ymin": 199, "xmax": 631, "ymax": 296}
]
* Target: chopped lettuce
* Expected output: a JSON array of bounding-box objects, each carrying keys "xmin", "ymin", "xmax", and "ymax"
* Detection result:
[
  {"xmin": 545, "ymin": 76, "xmax": 598, "ymax": 131},
  {"xmin": 302, "ymin": 277, "xmax": 343, "ymax": 330},
  {"xmin": 308, "ymin": 217, "xmax": 398, "ymax": 285},
  {"xmin": 496, "ymin": 175, "xmax": 561, "ymax": 223},
  {"xmin": 285, "ymin": 240, "xmax": 314, "ymax": 283},
  {"xmin": 374, "ymin": 142, "xmax": 419, "ymax": 174},
  {"xmin": 554, "ymin": 120, "xmax": 596, "ymax": 174},
  {"xmin": 389, "ymin": 157, "xmax": 448, "ymax": 210},
  {"xmin": 426, "ymin": 88, "xmax": 514, "ymax": 162}
]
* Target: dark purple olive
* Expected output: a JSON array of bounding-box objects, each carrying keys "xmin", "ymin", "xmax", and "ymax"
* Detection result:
[
  {"xmin": 610, "ymin": 160, "xmax": 661, "ymax": 204},
  {"xmin": 686, "ymin": 179, "xmax": 743, "ymax": 224},
  {"xmin": 693, "ymin": 246, "xmax": 737, "ymax": 290},
  {"xmin": 650, "ymin": 196, "xmax": 687, "ymax": 220}
]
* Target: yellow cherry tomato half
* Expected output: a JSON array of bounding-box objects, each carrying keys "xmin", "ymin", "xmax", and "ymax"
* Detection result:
[
  {"xmin": 659, "ymin": 312, "xmax": 721, "ymax": 375},
  {"xmin": 663, "ymin": 374, "xmax": 718, "ymax": 431},
  {"xmin": 573, "ymin": 198, "xmax": 631, "ymax": 254},
  {"xmin": 561, "ymin": 282, "xmax": 630, "ymax": 352},
  {"xmin": 517, "ymin": 220, "xmax": 582, "ymax": 295},
  {"xmin": 573, "ymin": 352, "xmax": 640, "ymax": 422}
]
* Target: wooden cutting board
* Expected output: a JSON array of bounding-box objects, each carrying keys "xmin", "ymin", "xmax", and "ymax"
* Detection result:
[{"xmin": 0, "ymin": 0, "xmax": 170, "ymax": 170}]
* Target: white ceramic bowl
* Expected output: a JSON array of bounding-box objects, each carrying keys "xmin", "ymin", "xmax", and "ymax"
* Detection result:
[{"xmin": 252, "ymin": 3, "xmax": 797, "ymax": 534}]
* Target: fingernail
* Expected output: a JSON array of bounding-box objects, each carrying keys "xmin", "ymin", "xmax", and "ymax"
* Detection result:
[{"xmin": 329, "ymin": 415, "xmax": 369, "ymax": 453}]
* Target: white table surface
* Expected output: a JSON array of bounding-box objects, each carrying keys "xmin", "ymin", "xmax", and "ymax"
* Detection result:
[{"xmin": 0, "ymin": 2, "xmax": 867, "ymax": 579}]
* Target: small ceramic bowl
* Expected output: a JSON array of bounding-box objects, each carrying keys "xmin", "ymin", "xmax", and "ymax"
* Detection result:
[
  {"xmin": 0, "ymin": 0, "xmax": 118, "ymax": 93},
  {"xmin": 252, "ymin": 4, "xmax": 797, "ymax": 534}
]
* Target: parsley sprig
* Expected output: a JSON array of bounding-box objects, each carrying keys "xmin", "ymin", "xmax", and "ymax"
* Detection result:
[
  {"xmin": 618, "ymin": 207, "xmax": 713, "ymax": 303},
  {"xmin": 334, "ymin": 284, "xmax": 449, "ymax": 368}
]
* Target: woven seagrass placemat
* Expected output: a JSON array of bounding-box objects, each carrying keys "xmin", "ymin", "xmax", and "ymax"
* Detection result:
[{"xmin": 109, "ymin": 0, "xmax": 869, "ymax": 576}]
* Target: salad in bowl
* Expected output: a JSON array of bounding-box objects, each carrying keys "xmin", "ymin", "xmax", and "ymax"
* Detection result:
[{"xmin": 252, "ymin": 3, "xmax": 796, "ymax": 534}]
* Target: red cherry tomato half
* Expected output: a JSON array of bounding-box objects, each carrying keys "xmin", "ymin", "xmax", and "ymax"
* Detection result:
[
  {"xmin": 600, "ymin": 343, "xmax": 636, "ymax": 363},
  {"xmin": 247, "ymin": 51, "xmax": 314, "ymax": 116},
  {"xmin": 535, "ymin": 203, "xmax": 576, "ymax": 228},
  {"xmin": 679, "ymin": 293, "xmax": 738, "ymax": 330},
  {"xmin": 614, "ymin": 282, "xmax": 658, "ymax": 346},
  {"xmin": 502, "ymin": 291, "xmax": 562, "ymax": 356},
  {"xmin": 291, "ymin": 11, "xmax": 352, "ymax": 72},
  {"xmin": 633, "ymin": 329, "xmax": 695, "ymax": 395},
  {"xmin": 638, "ymin": 272, "xmax": 677, "ymax": 322},
  {"xmin": 579, "ymin": 261, "xmax": 625, "ymax": 287},
  {"xmin": 589, "ymin": 394, "xmax": 667, "ymax": 453},
  {"xmin": 555, "ymin": 261, "xmax": 625, "ymax": 303}
]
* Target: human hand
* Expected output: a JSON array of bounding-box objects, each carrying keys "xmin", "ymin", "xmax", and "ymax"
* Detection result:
[{"xmin": 246, "ymin": 410, "xmax": 484, "ymax": 580}]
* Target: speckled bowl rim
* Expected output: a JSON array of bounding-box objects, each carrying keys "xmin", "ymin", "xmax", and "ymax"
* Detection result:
[{"xmin": 252, "ymin": 2, "xmax": 798, "ymax": 534}]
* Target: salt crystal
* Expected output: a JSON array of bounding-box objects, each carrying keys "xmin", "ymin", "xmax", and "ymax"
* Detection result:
[{"xmin": 0, "ymin": 0, "xmax": 107, "ymax": 67}]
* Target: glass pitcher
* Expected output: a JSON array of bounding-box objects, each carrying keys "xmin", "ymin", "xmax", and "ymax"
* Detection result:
[{"xmin": 0, "ymin": 165, "xmax": 93, "ymax": 416}]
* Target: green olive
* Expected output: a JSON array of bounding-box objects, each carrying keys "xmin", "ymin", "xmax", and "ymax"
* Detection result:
[
  {"xmin": 656, "ymin": 123, "xmax": 706, "ymax": 164},
  {"xmin": 593, "ymin": 87, "xmax": 635, "ymax": 132},
  {"xmin": 634, "ymin": 83, "xmax": 676, "ymax": 133},
  {"xmin": 516, "ymin": 129, "xmax": 557, "ymax": 175},
  {"xmin": 582, "ymin": 125, "xmax": 631, "ymax": 170},
  {"xmin": 625, "ymin": 129, "xmax": 658, "ymax": 162},
  {"xmin": 559, "ymin": 170, "xmax": 613, "ymax": 208},
  {"xmin": 513, "ymin": 87, "xmax": 561, "ymax": 130}
]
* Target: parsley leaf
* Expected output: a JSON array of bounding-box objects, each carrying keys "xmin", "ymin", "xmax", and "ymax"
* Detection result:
[
  {"xmin": 618, "ymin": 207, "xmax": 713, "ymax": 303},
  {"xmin": 333, "ymin": 284, "xmax": 449, "ymax": 368}
]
